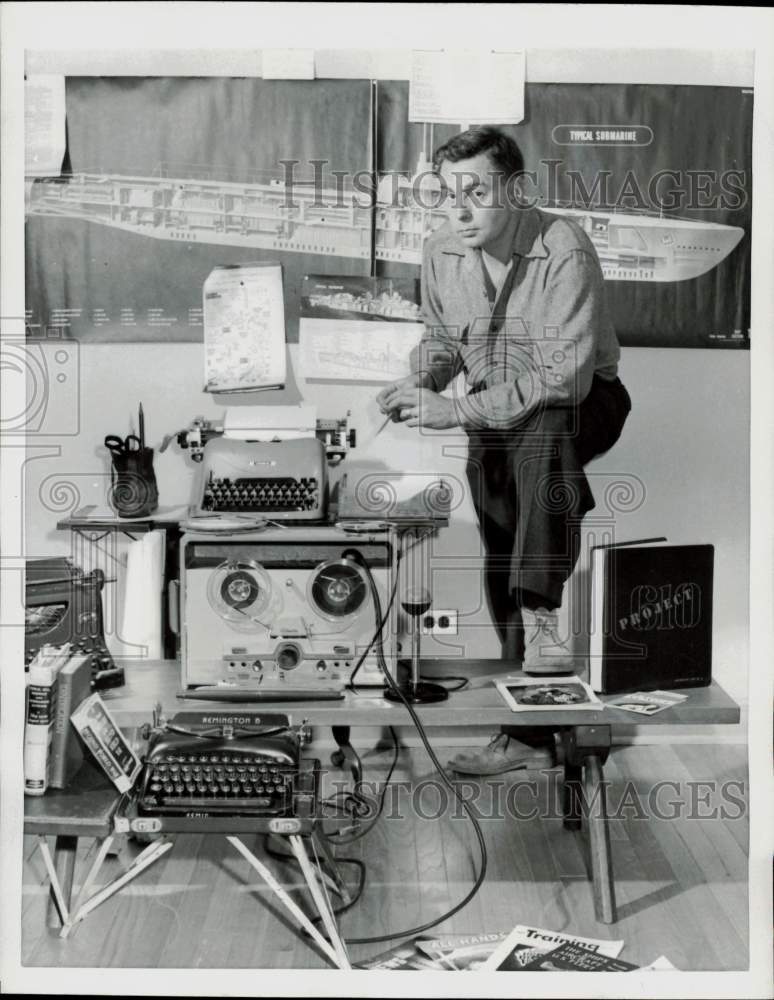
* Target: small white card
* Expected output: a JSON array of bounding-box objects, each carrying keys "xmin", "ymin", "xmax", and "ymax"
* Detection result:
[{"xmin": 606, "ymin": 690, "xmax": 689, "ymax": 716}]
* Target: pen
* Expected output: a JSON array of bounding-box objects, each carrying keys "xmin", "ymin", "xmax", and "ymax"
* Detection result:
[
  {"xmin": 374, "ymin": 413, "xmax": 392, "ymax": 438},
  {"xmin": 138, "ymin": 403, "xmax": 145, "ymax": 449}
]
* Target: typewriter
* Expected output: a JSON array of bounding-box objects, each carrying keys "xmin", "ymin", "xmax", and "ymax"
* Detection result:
[
  {"xmin": 25, "ymin": 557, "xmax": 124, "ymax": 690},
  {"xmin": 192, "ymin": 437, "xmax": 327, "ymax": 521},
  {"xmin": 124, "ymin": 711, "xmax": 319, "ymax": 834}
]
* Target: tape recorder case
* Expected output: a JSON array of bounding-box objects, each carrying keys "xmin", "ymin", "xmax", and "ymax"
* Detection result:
[{"xmin": 180, "ymin": 526, "xmax": 399, "ymax": 692}]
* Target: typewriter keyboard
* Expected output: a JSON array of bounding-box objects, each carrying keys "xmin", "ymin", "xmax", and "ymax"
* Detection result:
[
  {"xmin": 138, "ymin": 750, "xmax": 297, "ymax": 815},
  {"xmin": 202, "ymin": 477, "xmax": 320, "ymax": 514}
]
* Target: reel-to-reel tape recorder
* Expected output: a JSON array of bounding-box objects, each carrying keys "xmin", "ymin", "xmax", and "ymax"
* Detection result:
[{"xmin": 179, "ymin": 526, "xmax": 399, "ymax": 695}]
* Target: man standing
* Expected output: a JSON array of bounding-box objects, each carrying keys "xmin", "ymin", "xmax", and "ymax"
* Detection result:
[{"xmin": 377, "ymin": 127, "xmax": 631, "ymax": 775}]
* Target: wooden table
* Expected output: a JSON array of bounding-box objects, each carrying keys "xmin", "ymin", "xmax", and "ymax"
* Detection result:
[
  {"xmin": 102, "ymin": 658, "xmax": 741, "ymax": 729},
  {"xmin": 27, "ymin": 659, "xmax": 739, "ymax": 931},
  {"xmin": 93, "ymin": 658, "xmax": 739, "ymax": 925},
  {"xmin": 24, "ymin": 762, "xmax": 120, "ymax": 929}
]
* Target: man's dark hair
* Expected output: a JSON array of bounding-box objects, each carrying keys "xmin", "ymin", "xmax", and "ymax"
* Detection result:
[{"xmin": 432, "ymin": 126, "xmax": 524, "ymax": 179}]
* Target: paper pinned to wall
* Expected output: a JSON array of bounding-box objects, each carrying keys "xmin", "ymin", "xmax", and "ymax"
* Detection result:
[
  {"xmin": 298, "ymin": 274, "xmax": 424, "ymax": 383},
  {"xmin": 204, "ymin": 262, "xmax": 286, "ymax": 393},
  {"xmin": 299, "ymin": 321, "xmax": 422, "ymax": 383},
  {"xmin": 409, "ymin": 50, "xmax": 525, "ymax": 124},
  {"xmin": 25, "ymin": 75, "xmax": 67, "ymax": 176}
]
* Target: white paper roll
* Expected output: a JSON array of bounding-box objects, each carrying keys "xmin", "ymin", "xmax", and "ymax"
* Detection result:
[{"xmin": 120, "ymin": 530, "xmax": 165, "ymax": 660}]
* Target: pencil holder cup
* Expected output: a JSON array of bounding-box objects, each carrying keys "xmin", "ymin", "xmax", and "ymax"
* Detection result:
[{"xmin": 109, "ymin": 447, "xmax": 159, "ymax": 518}]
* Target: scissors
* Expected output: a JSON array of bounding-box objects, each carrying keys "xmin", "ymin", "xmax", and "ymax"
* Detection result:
[{"xmin": 104, "ymin": 434, "xmax": 142, "ymax": 457}]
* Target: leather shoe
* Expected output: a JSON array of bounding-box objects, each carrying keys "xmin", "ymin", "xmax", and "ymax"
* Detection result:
[{"xmin": 448, "ymin": 733, "xmax": 556, "ymax": 776}]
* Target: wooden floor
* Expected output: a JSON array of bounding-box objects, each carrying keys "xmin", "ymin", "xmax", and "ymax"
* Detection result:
[{"xmin": 20, "ymin": 742, "xmax": 749, "ymax": 970}]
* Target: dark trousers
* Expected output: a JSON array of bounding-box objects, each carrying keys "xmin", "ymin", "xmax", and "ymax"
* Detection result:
[{"xmin": 465, "ymin": 374, "xmax": 632, "ymax": 745}]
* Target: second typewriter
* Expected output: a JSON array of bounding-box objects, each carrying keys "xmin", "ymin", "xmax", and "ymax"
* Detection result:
[{"xmin": 119, "ymin": 711, "xmax": 320, "ymax": 834}]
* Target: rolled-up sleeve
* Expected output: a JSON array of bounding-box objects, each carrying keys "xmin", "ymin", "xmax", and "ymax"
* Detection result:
[
  {"xmin": 409, "ymin": 246, "xmax": 463, "ymax": 392},
  {"xmin": 456, "ymin": 249, "xmax": 607, "ymax": 429}
]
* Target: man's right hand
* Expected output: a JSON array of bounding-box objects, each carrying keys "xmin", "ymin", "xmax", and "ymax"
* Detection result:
[{"xmin": 376, "ymin": 374, "xmax": 424, "ymax": 421}]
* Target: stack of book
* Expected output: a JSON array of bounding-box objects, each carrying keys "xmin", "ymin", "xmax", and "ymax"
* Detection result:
[{"xmin": 23, "ymin": 643, "xmax": 94, "ymax": 795}]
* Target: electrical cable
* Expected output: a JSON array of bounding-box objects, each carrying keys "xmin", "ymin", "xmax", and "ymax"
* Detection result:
[
  {"xmin": 422, "ymin": 675, "xmax": 468, "ymax": 692},
  {"xmin": 319, "ymin": 725, "xmax": 401, "ymax": 846},
  {"xmin": 331, "ymin": 545, "xmax": 489, "ymax": 946},
  {"xmin": 345, "ymin": 542, "xmax": 402, "ymax": 692},
  {"xmin": 345, "ymin": 527, "xmax": 433, "ymax": 692}
]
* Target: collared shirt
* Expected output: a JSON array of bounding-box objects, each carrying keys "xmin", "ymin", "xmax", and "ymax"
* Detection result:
[{"xmin": 410, "ymin": 207, "xmax": 621, "ymax": 429}]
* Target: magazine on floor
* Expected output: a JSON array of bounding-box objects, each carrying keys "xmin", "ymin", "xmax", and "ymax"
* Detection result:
[
  {"xmin": 480, "ymin": 924, "xmax": 625, "ymax": 970},
  {"xmin": 415, "ymin": 932, "xmax": 510, "ymax": 970},
  {"xmin": 518, "ymin": 941, "xmax": 640, "ymax": 971}
]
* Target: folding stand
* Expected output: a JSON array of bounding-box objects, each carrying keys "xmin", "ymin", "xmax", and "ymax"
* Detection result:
[{"xmin": 37, "ymin": 829, "xmax": 351, "ymax": 968}]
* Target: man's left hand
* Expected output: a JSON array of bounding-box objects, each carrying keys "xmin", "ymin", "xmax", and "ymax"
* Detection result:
[{"xmin": 385, "ymin": 386, "xmax": 460, "ymax": 430}]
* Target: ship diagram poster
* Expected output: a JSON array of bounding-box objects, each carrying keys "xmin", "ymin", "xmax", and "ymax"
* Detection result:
[
  {"xmin": 298, "ymin": 275, "xmax": 423, "ymax": 384},
  {"xmin": 375, "ymin": 80, "xmax": 752, "ymax": 350},
  {"xmin": 25, "ymin": 77, "xmax": 372, "ymax": 343}
]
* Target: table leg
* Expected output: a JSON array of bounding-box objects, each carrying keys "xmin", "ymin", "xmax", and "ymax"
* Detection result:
[
  {"xmin": 562, "ymin": 761, "xmax": 583, "ymax": 831},
  {"xmin": 46, "ymin": 835, "xmax": 77, "ymax": 929},
  {"xmin": 583, "ymin": 753, "xmax": 617, "ymax": 924}
]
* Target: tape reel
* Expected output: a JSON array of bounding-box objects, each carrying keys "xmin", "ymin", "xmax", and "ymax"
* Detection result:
[
  {"xmin": 307, "ymin": 558, "xmax": 370, "ymax": 624},
  {"xmin": 206, "ymin": 559, "xmax": 278, "ymax": 632}
]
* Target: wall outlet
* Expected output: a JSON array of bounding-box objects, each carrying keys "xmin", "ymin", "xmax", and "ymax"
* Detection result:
[{"xmin": 422, "ymin": 609, "xmax": 458, "ymax": 636}]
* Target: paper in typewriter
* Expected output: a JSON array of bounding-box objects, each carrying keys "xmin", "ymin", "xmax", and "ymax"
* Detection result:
[{"xmin": 204, "ymin": 262, "xmax": 286, "ymax": 393}]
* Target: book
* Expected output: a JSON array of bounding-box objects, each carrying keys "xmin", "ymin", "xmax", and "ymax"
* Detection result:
[
  {"xmin": 481, "ymin": 924, "xmax": 624, "ymax": 971},
  {"xmin": 70, "ymin": 693, "xmax": 141, "ymax": 793},
  {"xmin": 517, "ymin": 941, "xmax": 639, "ymax": 972},
  {"xmin": 23, "ymin": 643, "xmax": 71, "ymax": 795},
  {"xmin": 606, "ymin": 689, "xmax": 688, "ymax": 716},
  {"xmin": 48, "ymin": 652, "xmax": 93, "ymax": 788},
  {"xmin": 589, "ymin": 541, "xmax": 714, "ymax": 694},
  {"xmin": 494, "ymin": 675, "xmax": 603, "ymax": 712}
]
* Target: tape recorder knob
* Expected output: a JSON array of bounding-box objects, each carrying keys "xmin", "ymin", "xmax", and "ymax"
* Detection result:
[{"xmin": 276, "ymin": 643, "xmax": 301, "ymax": 670}]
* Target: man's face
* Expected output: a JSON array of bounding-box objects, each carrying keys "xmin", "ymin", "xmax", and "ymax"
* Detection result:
[{"xmin": 437, "ymin": 151, "xmax": 517, "ymax": 253}]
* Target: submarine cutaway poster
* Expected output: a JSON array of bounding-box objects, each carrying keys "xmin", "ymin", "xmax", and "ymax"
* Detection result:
[{"xmin": 25, "ymin": 77, "xmax": 751, "ymax": 348}]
